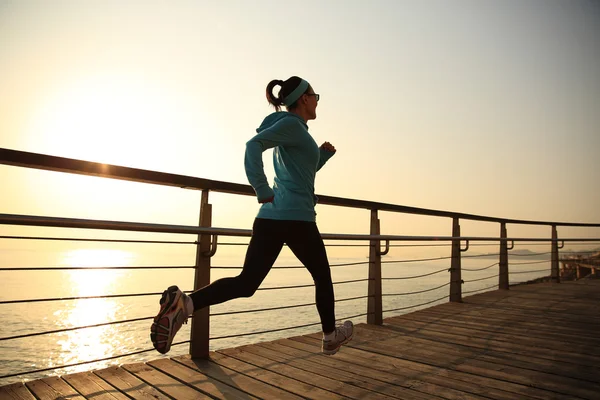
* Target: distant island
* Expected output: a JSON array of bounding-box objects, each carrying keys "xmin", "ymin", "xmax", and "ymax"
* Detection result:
[{"xmin": 472, "ymin": 247, "xmax": 600, "ymax": 260}]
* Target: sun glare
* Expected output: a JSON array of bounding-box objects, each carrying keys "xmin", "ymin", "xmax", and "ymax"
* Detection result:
[{"xmin": 48, "ymin": 249, "xmax": 131, "ymax": 373}]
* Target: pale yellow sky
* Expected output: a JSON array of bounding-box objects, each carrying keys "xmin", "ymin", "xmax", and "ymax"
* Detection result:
[{"xmin": 1, "ymin": 0, "xmax": 599, "ymax": 249}]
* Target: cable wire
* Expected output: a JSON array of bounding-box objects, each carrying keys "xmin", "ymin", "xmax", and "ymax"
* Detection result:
[
  {"xmin": 510, "ymin": 268, "xmax": 549, "ymax": 274},
  {"xmin": 0, "ymin": 291, "xmax": 162, "ymax": 305},
  {"xmin": 381, "ymin": 256, "xmax": 452, "ymax": 264},
  {"xmin": 463, "ymin": 262, "xmax": 499, "ymax": 272},
  {"xmin": 463, "ymin": 274, "xmax": 500, "ymax": 283},
  {"xmin": 0, "ymin": 265, "xmax": 195, "ymax": 271},
  {"xmin": 509, "ymin": 260, "xmax": 550, "ymax": 266},
  {"xmin": 210, "ymin": 294, "xmax": 369, "ymax": 317},
  {"xmin": 382, "ymin": 282, "xmax": 450, "ymax": 297},
  {"xmin": 0, "ymin": 316, "xmax": 154, "ymax": 342},
  {"xmin": 509, "ymin": 251, "xmax": 552, "ymax": 257},
  {"xmin": 0, "ymin": 235, "xmax": 195, "ymax": 245},
  {"xmin": 463, "ymin": 283, "xmax": 498, "ymax": 295},
  {"xmin": 382, "ymin": 268, "xmax": 448, "ymax": 280},
  {"xmin": 383, "ymin": 294, "xmax": 448, "ymax": 313},
  {"xmin": 0, "ymin": 341, "xmax": 189, "ymax": 380}
]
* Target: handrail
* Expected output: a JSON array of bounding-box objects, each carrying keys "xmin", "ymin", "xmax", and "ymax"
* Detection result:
[
  {"xmin": 2, "ymin": 213, "xmax": 599, "ymax": 243},
  {"xmin": 3, "ymin": 147, "xmax": 600, "ymax": 227}
]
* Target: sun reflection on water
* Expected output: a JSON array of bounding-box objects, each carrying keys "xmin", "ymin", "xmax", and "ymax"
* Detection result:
[{"xmin": 50, "ymin": 249, "xmax": 131, "ymax": 373}]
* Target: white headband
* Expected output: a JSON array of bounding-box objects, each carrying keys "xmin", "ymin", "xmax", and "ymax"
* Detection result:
[{"xmin": 283, "ymin": 79, "xmax": 309, "ymax": 106}]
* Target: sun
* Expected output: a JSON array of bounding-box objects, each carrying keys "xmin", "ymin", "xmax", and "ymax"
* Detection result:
[{"xmin": 24, "ymin": 73, "xmax": 179, "ymax": 166}]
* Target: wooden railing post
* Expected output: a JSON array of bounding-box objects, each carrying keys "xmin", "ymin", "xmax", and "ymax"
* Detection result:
[
  {"xmin": 551, "ymin": 225, "xmax": 560, "ymax": 283},
  {"xmin": 450, "ymin": 218, "xmax": 462, "ymax": 302},
  {"xmin": 190, "ymin": 189, "xmax": 212, "ymax": 358},
  {"xmin": 367, "ymin": 209, "xmax": 383, "ymax": 325},
  {"xmin": 499, "ymin": 223, "xmax": 509, "ymax": 290}
]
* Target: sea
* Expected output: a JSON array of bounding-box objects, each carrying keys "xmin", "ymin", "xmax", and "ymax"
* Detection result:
[{"xmin": 0, "ymin": 243, "xmax": 552, "ymax": 387}]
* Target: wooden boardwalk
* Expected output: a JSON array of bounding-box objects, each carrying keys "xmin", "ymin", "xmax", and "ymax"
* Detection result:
[{"xmin": 2, "ymin": 280, "xmax": 600, "ymax": 400}]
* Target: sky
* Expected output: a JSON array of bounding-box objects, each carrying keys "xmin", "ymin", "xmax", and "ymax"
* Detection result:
[{"xmin": 1, "ymin": 0, "xmax": 599, "ymax": 254}]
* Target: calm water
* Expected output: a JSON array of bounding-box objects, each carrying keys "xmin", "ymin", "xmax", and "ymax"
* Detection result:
[{"xmin": 0, "ymin": 247, "xmax": 551, "ymax": 387}]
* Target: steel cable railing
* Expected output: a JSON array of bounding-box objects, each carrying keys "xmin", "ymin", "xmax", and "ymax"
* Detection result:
[
  {"xmin": 0, "ymin": 225, "xmax": 597, "ymax": 382},
  {"xmin": 3, "ymin": 148, "xmax": 600, "ymax": 387},
  {"xmin": 0, "ymin": 294, "xmax": 371, "ymax": 343}
]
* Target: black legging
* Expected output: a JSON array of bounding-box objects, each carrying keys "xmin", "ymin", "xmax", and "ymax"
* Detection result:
[{"xmin": 189, "ymin": 218, "xmax": 336, "ymax": 333}]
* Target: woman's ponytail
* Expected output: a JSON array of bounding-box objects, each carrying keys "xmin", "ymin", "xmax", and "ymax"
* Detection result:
[{"xmin": 266, "ymin": 79, "xmax": 285, "ymax": 111}]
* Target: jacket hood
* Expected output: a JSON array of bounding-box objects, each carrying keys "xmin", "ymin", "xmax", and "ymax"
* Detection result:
[{"xmin": 256, "ymin": 111, "xmax": 307, "ymax": 133}]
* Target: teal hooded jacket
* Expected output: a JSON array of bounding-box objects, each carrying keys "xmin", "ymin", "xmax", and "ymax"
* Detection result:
[{"xmin": 244, "ymin": 112, "xmax": 335, "ymax": 222}]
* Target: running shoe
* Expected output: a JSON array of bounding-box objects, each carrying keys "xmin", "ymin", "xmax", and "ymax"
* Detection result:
[
  {"xmin": 150, "ymin": 285, "xmax": 190, "ymax": 354},
  {"xmin": 322, "ymin": 320, "xmax": 354, "ymax": 355}
]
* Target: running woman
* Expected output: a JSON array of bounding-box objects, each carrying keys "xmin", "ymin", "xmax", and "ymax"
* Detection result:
[{"xmin": 151, "ymin": 76, "xmax": 354, "ymax": 356}]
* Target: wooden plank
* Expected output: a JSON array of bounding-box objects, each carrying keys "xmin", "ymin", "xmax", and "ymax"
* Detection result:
[
  {"xmin": 148, "ymin": 357, "xmax": 259, "ymax": 400},
  {"xmin": 219, "ymin": 345, "xmax": 393, "ymax": 400},
  {"xmin": 254, "ymin": 339, "xmax": 483, "ymax": 400},
  {"xmin": 401, "ymin": 308, "xmax": 600, "ymax": 353},
  {"xmin": 409, "ymin": 310, "xmax": 600, "ymax": 352},
  {"xmin": 25, "ymin": 376, "xmax": 85, "ymax": 400},
  {"xmin": 94, "ymin": 365, "xmax": 170, "ymax": 400},
  {"xmin": 358, "ymin": 323, "xmax": 600, "ymax": 383},
  {"xmin": 425, "ymin": 296, "xmax": 600, "ymax": 324},
  {"xmin": 417, "ymin": 302, "xmax": 600, "ymax": 331},
  {"xmin": 122, "ymin": 362, "xmax": 211, "ymax": 400},
  {"xmin": 289, "ymin": 335, "xmax": 558, "ymax": 400},
  {"xmin": 173, "ymin": 354, "xmax": 302, "ymax": 400},
  {"xmin": 62, "ymin": 371, "xmax": 129, "ymax": 400},
  {"xmin": 209, "ymin": 351, "xmax": 344, "ymax": 399},
  {"xmin": 463, "ymin": 291, "xmax": 600, "ymax": 316},
  {"xmin": 439, "ymin": 294, "xmax": 600, "ymax": 322},
  {"xmin": 339, "ymin": 324, "xmax": 600, "ymax": 399},
  {"xmin": 384, "ymin": 315, "xmax": 600, "ymax": 368},
  {"xmin": 0, "ymin": 382, "xmax": 36, "ymax": 400},
  {"xmin": 403, "ymin": 302, "xmax": 600, "ymax": 332},
  {"xmin": 395, "ymin": 305, "xmax": 600, "ymax": 341}
]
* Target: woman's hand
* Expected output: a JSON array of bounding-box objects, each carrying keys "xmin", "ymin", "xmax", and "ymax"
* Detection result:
[
  {"xmin": 321, "ymin": 141, "xmax": 336, "ymax": 153},
  {"xmin": 259, "ymin": 196, "xmax": 274, "ymax": 204}
]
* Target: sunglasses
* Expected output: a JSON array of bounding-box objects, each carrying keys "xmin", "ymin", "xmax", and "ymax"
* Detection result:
[{"xmin": 306, "ymin": 93, "xmax": 320, "ymax": 102}]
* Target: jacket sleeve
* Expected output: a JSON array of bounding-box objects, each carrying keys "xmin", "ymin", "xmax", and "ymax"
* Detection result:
[
  {"xmin": 316, "ymin": 147, "xmax": 335, "ymax": 171},
  {"xmin": 244, "ymin": 120, "xmax": 300, "ymax": 202}
]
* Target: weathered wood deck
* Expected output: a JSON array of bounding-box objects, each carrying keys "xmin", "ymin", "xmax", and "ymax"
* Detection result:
[{"xmin": 2, "ymin": 280, "xmax": 600, "ymax": 400}]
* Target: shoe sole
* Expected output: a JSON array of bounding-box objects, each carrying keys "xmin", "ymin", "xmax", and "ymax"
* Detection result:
[
  {"xmin": 150, "ymin": 285, "xmax": 182, "ymax": 354},
  {"xmin": 322, "ymin": 331, "xmax": 354, "ymax": 356}
]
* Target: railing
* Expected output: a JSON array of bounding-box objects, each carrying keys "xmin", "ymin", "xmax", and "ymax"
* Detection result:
[{"xmin": 1, "ymin": 147, "xmax": 600, "ymax": 383}]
